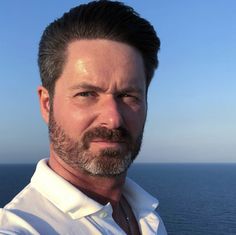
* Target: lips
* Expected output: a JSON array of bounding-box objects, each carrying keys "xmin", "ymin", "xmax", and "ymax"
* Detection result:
[
  {"xmin": 91, "ymin": 138, "xmax": 126, "ymax": 143},
  {"xmin": 90, "ymin": 139, "xmax": 127, "ymax": 148}
]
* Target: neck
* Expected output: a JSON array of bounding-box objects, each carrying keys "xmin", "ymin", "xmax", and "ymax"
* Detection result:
[{"xmin": 48, "ymin": 153, "xmax": 126, "ymax": 206}]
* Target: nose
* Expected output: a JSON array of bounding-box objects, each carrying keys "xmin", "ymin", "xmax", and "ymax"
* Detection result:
[{"xmin": 98, "ymin": 95, "xmax": 124, "ymax": 129}]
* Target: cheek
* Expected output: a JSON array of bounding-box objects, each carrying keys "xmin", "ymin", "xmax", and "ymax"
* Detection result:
[
  {"xmin": 53, "ymin": 101, "xmax": 95, "ymax": 138},
  {"xmin": 68, "ymin": 110, "xmax": 97, "ymax": 138},
  {"xmin": 125, "ymin": 106, "xmax": 147, "ymax": 136}
]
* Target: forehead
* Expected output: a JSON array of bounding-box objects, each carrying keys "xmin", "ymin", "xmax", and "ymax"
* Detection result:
[{"xmin": 57, "ymin": 39, "xmax": 146, "ymax": 91}]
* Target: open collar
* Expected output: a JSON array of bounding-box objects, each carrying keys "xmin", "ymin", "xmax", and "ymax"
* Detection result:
[
  {"xmin": 123, "ymin": 177, "xmax": 159, "ymax": 219},
  {"xmin": 31, "ymin": 159, "xmax": 106, "ymax": 219},
  {"xmin": 31, "ymin": 159, "xmax": 158, "ymax": 220}
]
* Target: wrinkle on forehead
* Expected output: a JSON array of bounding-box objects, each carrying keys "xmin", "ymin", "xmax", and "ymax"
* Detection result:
[{"xmin": 59, "ymin": 39, "xmax": 146, "ymax": 93}]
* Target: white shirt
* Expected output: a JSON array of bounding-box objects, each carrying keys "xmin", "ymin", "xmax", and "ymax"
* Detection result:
[{"xmin": 0, "ymin": 159, "xmax": 167, "ymax": 235}]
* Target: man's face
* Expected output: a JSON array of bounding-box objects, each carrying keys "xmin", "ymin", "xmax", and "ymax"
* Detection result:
[{"xmin": 49, "ymin": 39, "xmax": 147, "ymax": 176}]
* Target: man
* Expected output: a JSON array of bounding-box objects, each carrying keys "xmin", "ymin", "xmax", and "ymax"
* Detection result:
[{"xmin": 0, "ymin": 1, "xmax": 167, "ymax": 234}]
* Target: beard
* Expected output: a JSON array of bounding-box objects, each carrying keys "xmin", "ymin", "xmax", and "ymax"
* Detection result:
[{"xmin": 48, "ymin": 112, "xmax": 144, "ymax": 177}]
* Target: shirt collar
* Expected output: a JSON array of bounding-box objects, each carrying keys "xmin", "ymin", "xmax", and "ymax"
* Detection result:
[
  {"xmin": 30, "ymin": 159, "xmax": 105, "ymax": 219},
  {"xmin": 31, "ymin": 159, "xmax": 158, "ymax": 220},
  {"xmin": 123, "ymin": 177, "xmax": 159, "ymax": 218}
]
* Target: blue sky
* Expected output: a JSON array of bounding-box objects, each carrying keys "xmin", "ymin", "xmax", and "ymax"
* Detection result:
[{"xmin": 0, "ymin": 0, "xmax": 235, "ymax": 163}]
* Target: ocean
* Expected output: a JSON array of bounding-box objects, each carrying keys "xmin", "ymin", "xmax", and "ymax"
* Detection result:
[{"xmin": 0, "ymin": 163, "xmax": 236, "ymax": 235}]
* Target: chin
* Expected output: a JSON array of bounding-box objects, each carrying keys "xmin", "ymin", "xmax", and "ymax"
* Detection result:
[{"xmin": 81, "ymin": 153, "xmax": 134, "ymax": 177}]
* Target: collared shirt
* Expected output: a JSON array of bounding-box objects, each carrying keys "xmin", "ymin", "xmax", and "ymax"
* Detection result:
[{"xmin": 0, "ymin": 159, "xmax": 167, "ymax": 235}]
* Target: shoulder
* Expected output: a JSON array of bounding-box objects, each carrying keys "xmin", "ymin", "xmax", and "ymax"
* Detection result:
[{"xmin": 0, "ymin": 208, "xmax": 40, "ymax": 235}]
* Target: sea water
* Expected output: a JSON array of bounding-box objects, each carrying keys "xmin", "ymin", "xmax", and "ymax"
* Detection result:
[{"xmin": 1, "ymin": 163, "xmax": 236, "ymax": 235}]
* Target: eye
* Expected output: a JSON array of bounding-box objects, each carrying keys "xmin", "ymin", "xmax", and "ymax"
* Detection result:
[
  {"xmin": 118, "ymin": 93, "xmax": 140, "ymax": 102},
  {"xmin": 75, "ymin": 91, "xmax": 97, "ymax": 97}
]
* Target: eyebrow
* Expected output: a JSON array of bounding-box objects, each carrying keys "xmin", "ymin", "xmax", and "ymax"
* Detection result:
[
  {"xmin": 69, "ymin": 83, "xmax": 105, "ymax": 92},
  {"xmin": 69, "ymin": 82, "xmax": 145, "ymax": 94},
  {"xmin": 119, "ymin": 87, "xmax": 144, "ymax": 95}
]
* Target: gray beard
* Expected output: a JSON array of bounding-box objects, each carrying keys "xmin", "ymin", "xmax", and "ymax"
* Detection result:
[{"xmin": 48, "ymin": 112, "xmax": 144, "ymax": 177}]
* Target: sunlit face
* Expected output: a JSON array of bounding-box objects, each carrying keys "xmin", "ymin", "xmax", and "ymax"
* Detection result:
[{"xmin": 49, "ymin": 39, "xmax": 147, "ymax": 176}]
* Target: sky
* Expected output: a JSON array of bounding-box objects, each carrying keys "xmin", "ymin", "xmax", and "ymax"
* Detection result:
[{"xmin": 0, "ymin": 0, "xmax": 235, "ymax": 163}]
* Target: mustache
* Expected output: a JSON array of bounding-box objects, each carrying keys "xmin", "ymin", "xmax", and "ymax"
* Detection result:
[{"xmin": 82, "ymin": 126, "xmax": 132, "ymax": 148}]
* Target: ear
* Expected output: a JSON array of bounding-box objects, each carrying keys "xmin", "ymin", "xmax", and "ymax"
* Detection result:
[{"xmin": 38, "ymin": 86, "xmax": 50, "ymax": 124}]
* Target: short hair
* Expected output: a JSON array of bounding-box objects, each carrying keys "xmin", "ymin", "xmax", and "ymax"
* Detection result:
[{"xmin": 38, "ymin": 0, "xmax": 160, "ymax": 96}]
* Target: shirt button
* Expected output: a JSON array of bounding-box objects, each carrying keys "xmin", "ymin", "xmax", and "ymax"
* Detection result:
[{"xmin": 99, "ymin": 211, "xmax": 108, "ymax": 218}]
